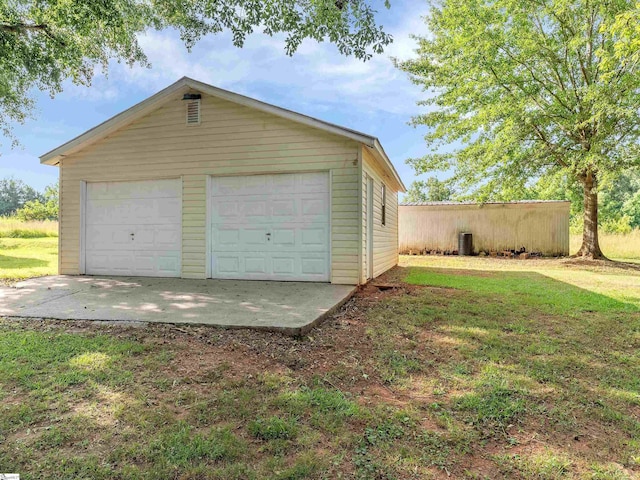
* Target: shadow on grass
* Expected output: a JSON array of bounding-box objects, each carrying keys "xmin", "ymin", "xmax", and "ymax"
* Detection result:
[
  {"xmin": 363, "ymin": 265, "xmax": 640, "ymax": 474},
  {"xmin": 563, "ymin": 257, "xmax": 640, "ymax": 272},
  {"xmin": 0, "ymin": 255, "xmax": 49, "ymax": 269}
]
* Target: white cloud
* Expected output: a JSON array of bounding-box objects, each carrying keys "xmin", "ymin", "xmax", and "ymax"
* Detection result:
[{"xmin": 61, "ymin": 4, "xmax": 429, "ymax": 118}]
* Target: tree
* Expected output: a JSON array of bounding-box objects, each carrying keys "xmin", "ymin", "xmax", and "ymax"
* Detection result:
[
  {"xmin": 404, "ymin": 177, "xmax": 454, "ymax": 203},
  {"xmin": 0, "ymin": 0, "xmax": 392, "ymax": 144},
  {"xmin": 15, "ymin": 183, "xmax": 58, "ymax": 221},
  {"xmin": 0, "ymin": 177, "xmax": 42, "ymax": 216},
  {"xmin": 530, "ymin": 170, "xmax": 640, "ymax": 233},
  {"xmin": 397, "ymin": 0, "xmax": 640, "ymax": 259}
]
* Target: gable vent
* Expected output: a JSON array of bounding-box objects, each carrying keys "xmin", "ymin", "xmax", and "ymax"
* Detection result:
[{"xmin": 186, "ymin": 99, "xmax": 201, "ymax": 125}]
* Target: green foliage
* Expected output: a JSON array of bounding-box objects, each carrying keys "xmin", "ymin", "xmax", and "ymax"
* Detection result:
[
  {"xmin": 533, "ymin": 170, "xmax": 640, "ymax": 231},
  {"xmin": 363, "ymin": 420, "xmax": 405, "ymax": 446},
  {"xmin": 377, "ymin": 349, "xmax": 424, "ymax": 384},
  {"xmin": 404, "ymin": 177, "xmax": 454, "ymax": 203},
  {"xmin": 149, "ymin": 424, "xmax": 245, "ymax": 466},
  {"xmin": 397, "ymin": 0, "xmax": 640, "ymax": 251},
  {"xmin": 279, "ymin": 386, "xmax": 360, "ymax": 417},
  {"xmin": 606, "ymin": 3, "xmax": 640, "ymax": 63},
  {"xmin": 0, "ymin": 177, "xmax": 41, "ymax": 216},
  {"xmin": 600, "ymin": 216, "xmax": 633, "ymax": 234},
  {"xmin": 494, "ymin": 452, "xmax": 573, "ymax": 479},
  {"xmin": 248, "ymin": 416, "xmax": 297, "ymax": 440},
  {"xmin": 14, "ymin": 183, "xmax": 58, "ymax": 221},
  {"xmin": 0, "ymin": 0, "xmax": 392, "ymax": 144},
  {"xmin": 455, "ymin": 381, "xmax": 526, "ymax": 428}
]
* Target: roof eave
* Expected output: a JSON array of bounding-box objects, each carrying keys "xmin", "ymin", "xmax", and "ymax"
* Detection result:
[
  {"xmin": 184, "ymin": 78, "xmax": 378, "ymax": 148},
  {"xmin": 40, "ymin": 78, "xmax": 192, "ymax": 165},
  {"xmin": 369, "ymin": 139, "xmax": 406, "ymax": 192}
]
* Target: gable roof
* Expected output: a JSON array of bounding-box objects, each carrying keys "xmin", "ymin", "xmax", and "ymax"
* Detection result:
[{"xmin": 40, "ymin": 77, "xmax": 405, "ymax": 191}]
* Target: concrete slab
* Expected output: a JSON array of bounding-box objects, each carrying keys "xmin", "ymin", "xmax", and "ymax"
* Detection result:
[{"xmin": 0, "ymin": 276, "xmax": 356, "ymax": 335}]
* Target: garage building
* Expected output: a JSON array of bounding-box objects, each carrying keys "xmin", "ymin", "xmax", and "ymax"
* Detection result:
[{"xmin": 41, "ymin": 77, "xmax": 405, "ymax": 285}]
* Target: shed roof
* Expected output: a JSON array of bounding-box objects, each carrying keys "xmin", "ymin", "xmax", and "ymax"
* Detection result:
[{"xmin": 40, "ymin": 77, "xmax": 405, "ymax": 191}]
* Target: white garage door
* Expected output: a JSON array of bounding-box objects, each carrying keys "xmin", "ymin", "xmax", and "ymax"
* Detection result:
[
  {"xmin": 211, "ymin": 172, "xmax": 330, "ymax": 282},
  {"xmin": 85, "ymin": 179, "xmax": 182, "ymax": 277}
]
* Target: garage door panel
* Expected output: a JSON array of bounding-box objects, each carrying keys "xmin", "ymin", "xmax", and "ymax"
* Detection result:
[
  {"xmin": 85, "ymin": 179, "xmax": 181, "ymax": 277},
  {"xmin": 272, "ymin": 256, "xmax": 295, "ymax": 274},
  {"xmin": 244, "ymin": 228, "xmax": 270, "ymax": 246},
  {"xmin": 245, "ymin": 256, "xmax": 268, "ymax": 274},
  {"xmin": 213, "ymin": 227, "xmax": 271, "ymax": 251},
  {"xmin": 301, "ymin": 256, "xmax": 327, "ymax": 275},
  {"xmin": 155, "ymin": 227, "xmax": 180, "ymax": 248},
  {"xmin": 215, "ymin": 255, "xmax": 240, "ymax": 274},
  {"xmin": 86, "ymin": 225, "xmax": 132, "ymax": 249},
  {"xmin": 109, "ymin": 253, "xmax": 135, "ymax": 273},
  {"xmin": 214, "ymin": 175, "xmax": 271, "ymax": 196},
  {"xmin": 216, "ymin": 228, "xmax": 240, "ymax": 246},
  {"xmin": 87, "ymin": 179, "xmax": 179, "ymax": 200},
  {"xmin": 214, "ymin": 200, "xmax": 239, "ymax": 219},
  {"xmin": 87, "ymin": 199, "xmax": 179, "ymax": 226},
  {"xmin": 159, "ymin": 199, "xmax": 182, "ymax": 220},
  {"xmin": 243, "ymin": 200, "xmax": 267, "ymax": 218},
  {"xmin": 212, "ymin": 253, "xmax": 328, "ymax": 281},
  {"xmin": 301, "ymin": 198, "xmax": 328, "ymax": 217},
  {"xmin": 133, "ymin": 254, "xmax": 156, "ymax": 273},
  {"xmin": 211, "ymin": 173, "xmax": 330, "ymax": 282},
  {"xmin": 157, "ymin": 254, "xmax": 181, "ymax": 275},
  {"xmin": 271, "ymin": 228, "xmax": 295, "ymax": 247},
  {"xmin": 271, "ymin": 199, "xmax": 296, "ymax": 218},
  {"xmin": 86, "ymin": 252, "xmax": 134, "ymax": 274},
  {"xmin": 301, "ymin": 228, "xmax": 328, "ymax": 247}
]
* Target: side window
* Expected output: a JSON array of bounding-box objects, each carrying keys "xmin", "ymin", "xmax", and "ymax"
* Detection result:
[{"xmin": 381, "ymin": 183, "xmax": 386, "ymax": 226}]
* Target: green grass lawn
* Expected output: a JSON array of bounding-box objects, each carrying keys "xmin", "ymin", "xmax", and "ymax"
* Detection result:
[
  {"xmin": 0, "ymin": 237, "xmax": 58, "ymax": 282},
  {"xmin": 2, "ymin": 255, "xmax": 640, "ymax": 478}
]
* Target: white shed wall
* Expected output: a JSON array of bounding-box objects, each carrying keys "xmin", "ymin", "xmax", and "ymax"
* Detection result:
[{"xmin": 399, "ymin": 202, "xmax": 570, "ymax": 256}]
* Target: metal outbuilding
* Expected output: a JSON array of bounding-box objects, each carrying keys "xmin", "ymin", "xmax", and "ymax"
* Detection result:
[{"xmin": 399, "ymin": 201, "xmax": 570, "ymax": 256}]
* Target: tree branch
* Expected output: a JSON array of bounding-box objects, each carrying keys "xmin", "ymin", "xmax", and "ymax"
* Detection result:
[
  {"xmin": 1, "ymin": 23, "xmax": 49, "ymax": 33},
  {"xmin": 1, "ymin": 22, "xmax": 66, "ymax": 47}
]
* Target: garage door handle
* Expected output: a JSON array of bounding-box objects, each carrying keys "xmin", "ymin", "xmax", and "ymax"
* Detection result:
[{"xmin": 266, "ymin": 232, "xmax": 271, "ymax": 241}]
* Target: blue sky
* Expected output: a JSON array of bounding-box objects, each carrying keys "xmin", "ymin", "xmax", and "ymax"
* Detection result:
[{"xmin": 0, "ymin": 1, "xmax": 434, "ymax": 194}]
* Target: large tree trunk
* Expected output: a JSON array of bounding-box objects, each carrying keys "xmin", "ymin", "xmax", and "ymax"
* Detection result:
[{"xmin": 576, "ymin": 172, "xmax": 606, "ymax": 259}]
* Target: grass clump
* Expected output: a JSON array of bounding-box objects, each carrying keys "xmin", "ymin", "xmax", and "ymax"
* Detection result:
[
  {"xmin": 248, "ymin": 416, "xmax": 297, "ymax": 440},
  {"xmin": 149, "ymin": 423, "xmax": 246, "ymax": 466},
  {"xmin": 495, "ymin": 451, "xmax": 573, "ymax": 479},
  {"xmin": 454, "ymin": 380, "xmax": 527, "ymax": 429}
]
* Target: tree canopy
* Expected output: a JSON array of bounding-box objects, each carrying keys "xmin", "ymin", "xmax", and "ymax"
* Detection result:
[
  {"xmin": 397, "ymin": 0, "xmax": 640, "ymax": 258},
  {"xmin": 404, "ymin": 177, "xmax": 454, "ymax": 203},
  {"xmin": 14, "ymin": 182, "xmax": 58, "ymax": 221},
  {"xmin": 0, "ymin": 0, "xmax": 392, "ymax": 144},
  {"xmin": 0, "ymin": 177, "xmax": 42, "ymax": 216}
]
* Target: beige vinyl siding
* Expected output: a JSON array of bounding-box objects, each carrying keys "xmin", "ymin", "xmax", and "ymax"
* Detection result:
[
  {"xmin": 361, "ymin": 147, "xmax": 399, "ymax": 280},
  {"xmin": 182, "ymin": 175, "xmax": 206, "ymax": 278},
  {"xmin": 59, "ymin": 89, "xmax": 361, "ymax": 284}
]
